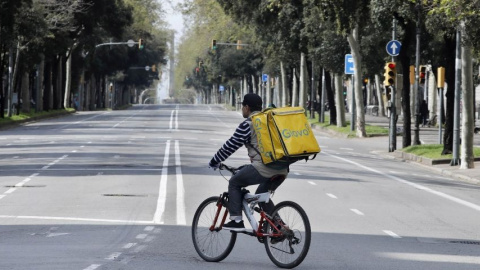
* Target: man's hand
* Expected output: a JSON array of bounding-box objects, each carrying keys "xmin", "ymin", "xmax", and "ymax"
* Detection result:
[{"xmin": 209, "ymin": 159, "xmax": 220, "ymax": 170}]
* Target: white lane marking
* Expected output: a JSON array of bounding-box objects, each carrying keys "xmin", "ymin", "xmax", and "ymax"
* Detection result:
[
  {"xmin": 350, "ymin": 209, "xmax": 365, "ymax": 216},
  {"xmin": 136, "ymin": 234, "xmax": 147, "ymax": 240},
  {"xmin": 340, "ymin": 148, "xmax": 354, "ymax": 151},
  {"xmin": 175, "ymin": 140, "xmax": 186, "ymax": 225},
  {"xmin": 326, "ymin": 193, "xmax": 337, "ymax": 199},
  {"xmin": 83, "ymin": 264, "xmax": 101, "ymax": 270},
  {"xmin": 175, "ymin": 109, "xmax": 179, "ymax": 130},
  {"xmin": 324, "ymin": 151, "xmax": 480, "ymax": 213},
  {"xmin": 144, "ymin": 226, "xmax": 154, "ymax": 231},
  {"xmin": 383, "ymin": 230, "xmax": 401, "ymax": 238},
  {"xmin": 123, "ymin": 243, "xmax": 137, "ymax": 249},
  {"xmin": 153, "ymin": 140, "xmax": 170, "ymax": 224},
  {"xmin": 307, "ymin": 181, "xmax": 317, "ymax": 185},
  {"xmin": 169, "ymin": 110, "xmax": 175, "ymax": 130},
  {"xmin": 0, "ymin": 215, "xmax": 154, "ymax": 224},
  {"xmin": 5, "ymin": 188, "xmax": 16, "ymax": 194},
  {"xmin": 42, "ymin": 166, "xmax": 50, "ymax": 170},
  {"xmin": 72, "ymin": 150, "xmax": 77, "ymax": 153},
  {"xmin": 105, "ymin": 252, "xmax": 122, "ymax": 260},
  {"xmin": 378, "ymin": 252, "xmax": 480, "ymax": 264},
  {"xmin": 0, "ymin": 195, "xmax": 6, "ymax": 200}
]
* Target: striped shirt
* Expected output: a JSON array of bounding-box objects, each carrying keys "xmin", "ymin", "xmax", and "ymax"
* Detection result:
[{"xmin": 211, "ymin": 120, "xmax": 251, "ymax": 164}]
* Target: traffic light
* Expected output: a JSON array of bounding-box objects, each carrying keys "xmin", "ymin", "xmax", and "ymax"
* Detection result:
[
  {"xmin": 419, "ymin": 65, "xmax": 426, "ymax": 83},
  {"xmin": 151, "ymin": 65, "xmax": 156, "ymax": 72},
  {"xmin": 437, "ymin": 67, "xmax": 445, "ymax": 88},
  {"xmin": 237, "ymin": 40, "xmax": 242, "ymax": 50},
  {"xmin": 385, "ymin": 87, "xmax": 391, "ymax": 101},
  {"xmin": 409, "ymin": 65, "xmax": 415, "ymax": 85},
  {"xmin": 138, "ymin": 39, "xmax": 144, "ymax": 50},
  {"xmin": 212, "ymin": 39, "xmax": 217, "ymax": 50},
  {"xmin": 383, "ymin": 62, "xmax": 396, "ymax": 87}
]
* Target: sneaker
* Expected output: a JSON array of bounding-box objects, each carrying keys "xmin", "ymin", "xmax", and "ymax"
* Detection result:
[{"xmin": 223, "ymin": 220, "xmax": 246, "ymax": 231}]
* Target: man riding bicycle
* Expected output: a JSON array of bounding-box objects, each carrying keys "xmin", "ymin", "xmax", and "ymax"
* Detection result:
[{"xmin": 208, "ymin": 93, "xmax": 288, "ymax": 231}]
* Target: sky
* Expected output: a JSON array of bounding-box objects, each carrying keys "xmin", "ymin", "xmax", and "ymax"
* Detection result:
[{"xmin": 163, "ymin": 0, "xmax": 185, "ymax": 41}]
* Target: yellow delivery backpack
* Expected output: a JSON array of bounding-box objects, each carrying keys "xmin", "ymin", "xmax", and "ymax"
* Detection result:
[{"xmin": 250, "ymin": 107, "xmax": 320, "ymax": 168}]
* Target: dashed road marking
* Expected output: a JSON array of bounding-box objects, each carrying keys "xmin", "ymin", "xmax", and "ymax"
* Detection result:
[
  {"xmin": 350, "ymin": 209, "xmax": 365, "ymax": 216},
  {"xmin": 326, "ymin": 193, "xmax": 337, "ymax": 199}
]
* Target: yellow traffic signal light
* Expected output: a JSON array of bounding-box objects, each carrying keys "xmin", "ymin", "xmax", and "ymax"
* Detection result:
[
  {"xmin": 212, "ymin": 39, "xmax": 217, "ymax": 50},
  {"xmin": 237, "ymin": 40, "xmax": 242, "ymax": 50},
  {"xmin": 138, "ymin": 39, "xmax": 144, "ymax": 49},
  {"xmin": 151, "ymin": 65, "xmax": 156, "ymax": 72},
  {"xmin": 384, "ymin": 62, "xmax": 396, "ymax": 87}
]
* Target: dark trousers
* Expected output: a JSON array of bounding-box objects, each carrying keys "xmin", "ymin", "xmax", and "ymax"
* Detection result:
[{"xmin": 228, "ymin": 165, "xmax": 274, "ymax": 218}]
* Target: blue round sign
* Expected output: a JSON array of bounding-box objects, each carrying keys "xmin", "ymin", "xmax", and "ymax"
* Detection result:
[{"xmin": 386, "ymin": 40, "xmax": 402, "ymax": 56}]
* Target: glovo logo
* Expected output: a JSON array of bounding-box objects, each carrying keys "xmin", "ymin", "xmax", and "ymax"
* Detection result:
[
  {"xmin": 281, "ymin": 123, "xmax": 310, "ymax": 139},
  {"xmin": 254, "ymin": 118, "xmax": 265, "ymax": 153}
]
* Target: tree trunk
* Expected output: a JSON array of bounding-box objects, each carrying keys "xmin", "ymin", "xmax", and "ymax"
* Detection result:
[
  {"xmin": 64, "ymin": 51, "xmax": 72, "ymax": 108},
  {"xmin": 442, "ymin": 36, "xmax": 456, "ymax": 155},
  {"xmin": 37, "ymin": 54, "xmax": 45, "ymax": 112},
  {"xmin": 460, "ymin": 27, "xmax": 474, "ymax": 169},
  {"xmin": 299, "ymin": 53, "xmax": 308, "ymax": 110},
  {"xmin": 374, "ymin": 75, "xmax": 386, "ymax": 117},
  {"xmin": 281, "ymin": 62, "xmax": 287, "ymax": 107},
  {"xmin": 334, "ymin": 73, "xmax": 346, "ymax": 127},
  {"xmin": 21, "ymin": 72, "xmax": 30, "ymax": 113},
  {"xmin": 347, "ymin": 28, "xmax": 366, "ymax": 137},
  {"xmin": 324, "ymin": 71, "xmax": 336, "ymax": 125},
  {"xmin": 292, "ymin": 68, "xmax": 298, "ymax": 106}
]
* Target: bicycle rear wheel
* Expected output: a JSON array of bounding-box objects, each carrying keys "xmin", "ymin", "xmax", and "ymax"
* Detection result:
[
  {"xmin": 264, "ymin": 201, "xmax": 311, "ymax": 268},
  {"xmin": 192, "ymin": 196, "xmax": 236, "ymax": 262}
]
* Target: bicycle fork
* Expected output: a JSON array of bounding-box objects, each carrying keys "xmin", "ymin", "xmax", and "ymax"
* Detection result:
[{"xmin": 209, "ymin": 193, "xmax": 230, "ymax": 232}]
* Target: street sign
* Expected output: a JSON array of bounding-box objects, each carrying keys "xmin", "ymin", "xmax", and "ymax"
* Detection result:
[
  {"xmin": 219, "ymin": 85, "xmax": 225, "ymax": 92},
  {"xmin": 386, "ymin": 40, "xmax": 402, "ymax": 56},
  {"xmin": 127, "ymin": 39, "xmax": 135, "ymax": 47},
  {"xmin": 345, "ymin": 54, "xmax": 354, "ymax": 74},
  {"xmin": 262, "ymin": 74, "xmax": 268, "ymax": 82}
]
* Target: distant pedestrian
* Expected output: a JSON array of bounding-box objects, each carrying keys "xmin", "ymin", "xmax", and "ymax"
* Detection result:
[{"xmin": 420, "ymin": 100, "xmax": 429, "ymax": 127}]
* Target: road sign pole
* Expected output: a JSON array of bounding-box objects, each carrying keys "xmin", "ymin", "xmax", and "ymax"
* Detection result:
[
  {"xmin": 351, "ymin": 76, "xmax": 356, "ymax": 132},
  {"xmin": 389, "ymin": 18, "xmax": 397, "ymax": 152}
]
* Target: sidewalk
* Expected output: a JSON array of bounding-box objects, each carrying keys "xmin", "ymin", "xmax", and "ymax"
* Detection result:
[{"xmin": 314, "ymin": 111, "xmax": 480, "ymax": 185}]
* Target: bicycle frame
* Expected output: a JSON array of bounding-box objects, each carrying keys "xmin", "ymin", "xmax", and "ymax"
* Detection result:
[{"xmin": 209, "ymin": 191, "xmax": 283, "ymax": 238}]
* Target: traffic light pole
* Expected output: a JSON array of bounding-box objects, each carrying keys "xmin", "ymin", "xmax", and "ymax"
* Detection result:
[
  {"xmin": 413, "ymin": 1, "xmax": 422, "ymax": 145},
  {"xmin": 389, "ymin": 18, "xmax": 397, "ymax": 152}
]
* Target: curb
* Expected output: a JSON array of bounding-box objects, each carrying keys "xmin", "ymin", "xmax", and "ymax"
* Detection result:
[
  {"xmin": 311, "ymin": 123, "xmax": 480, "ymax": 186},
  {"xmin": 0, "ymin": 110, "xmax": 75, "ymax": 130}
]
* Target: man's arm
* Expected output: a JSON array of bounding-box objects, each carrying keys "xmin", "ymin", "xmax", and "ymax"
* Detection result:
[{"xmin": 209, "ymin": 121, "xmax": 251, "ymax": 166}]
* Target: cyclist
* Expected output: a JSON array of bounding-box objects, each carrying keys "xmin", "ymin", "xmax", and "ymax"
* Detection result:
[{"xmin": 208, "ymin": 93, "xmax": 289, "ymax": 231}]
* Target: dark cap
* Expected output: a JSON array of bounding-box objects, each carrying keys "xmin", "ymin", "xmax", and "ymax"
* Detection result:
[{"xmin": 242, "ymin": 93, "xmax": 262, "ymax": 109}]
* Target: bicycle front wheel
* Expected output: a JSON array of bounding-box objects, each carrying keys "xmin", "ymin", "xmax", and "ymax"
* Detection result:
[
  {"xmin": 192, "ymin": 196, "xmax": 236, "ymax": 262},
  {"xmin": 264, "ymin": 201, "xmax": 311, "ymax": 268}
]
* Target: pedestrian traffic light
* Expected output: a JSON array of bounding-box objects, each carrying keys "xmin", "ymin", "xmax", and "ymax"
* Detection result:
[
  {"xmin": 138, "ymin": 39, "xmax": 144, "ymax": 50},
  {"xmin": 383, "ymin": 62, "xmax": 396, "ymax": 87},
  {"xmin": 386, "ymin": 87, "xmax": 391, "ymax": 101},
  {"xmin": 151, "ymin": 65, "xmax": 156, "ymax": 72},
  {"xmin": 211, "ymin": 39, "xmax": 217, "ymax": 50},
  {"xmin": 237, "ymin": 40, "xmax": 242, "ymax": 50},
  {"xmin": 419, "ymin": 65, "xmax": 426, "ymax": 83}
]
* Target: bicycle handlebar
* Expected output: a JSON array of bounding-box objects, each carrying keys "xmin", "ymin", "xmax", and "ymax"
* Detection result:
[{"xmin": 219, "ymin": 163, "xmax": 237, "ymax": 174}]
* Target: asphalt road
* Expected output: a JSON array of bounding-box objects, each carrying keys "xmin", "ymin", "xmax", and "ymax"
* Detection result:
[{"xmin": 0, "ymin": 104, "xmax": 479, "ymax": 269}]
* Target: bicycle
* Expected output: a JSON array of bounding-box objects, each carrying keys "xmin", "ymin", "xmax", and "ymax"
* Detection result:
[{"xmin": 192, "ymin": 163, "xmax": 311, "ymax": 268}]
